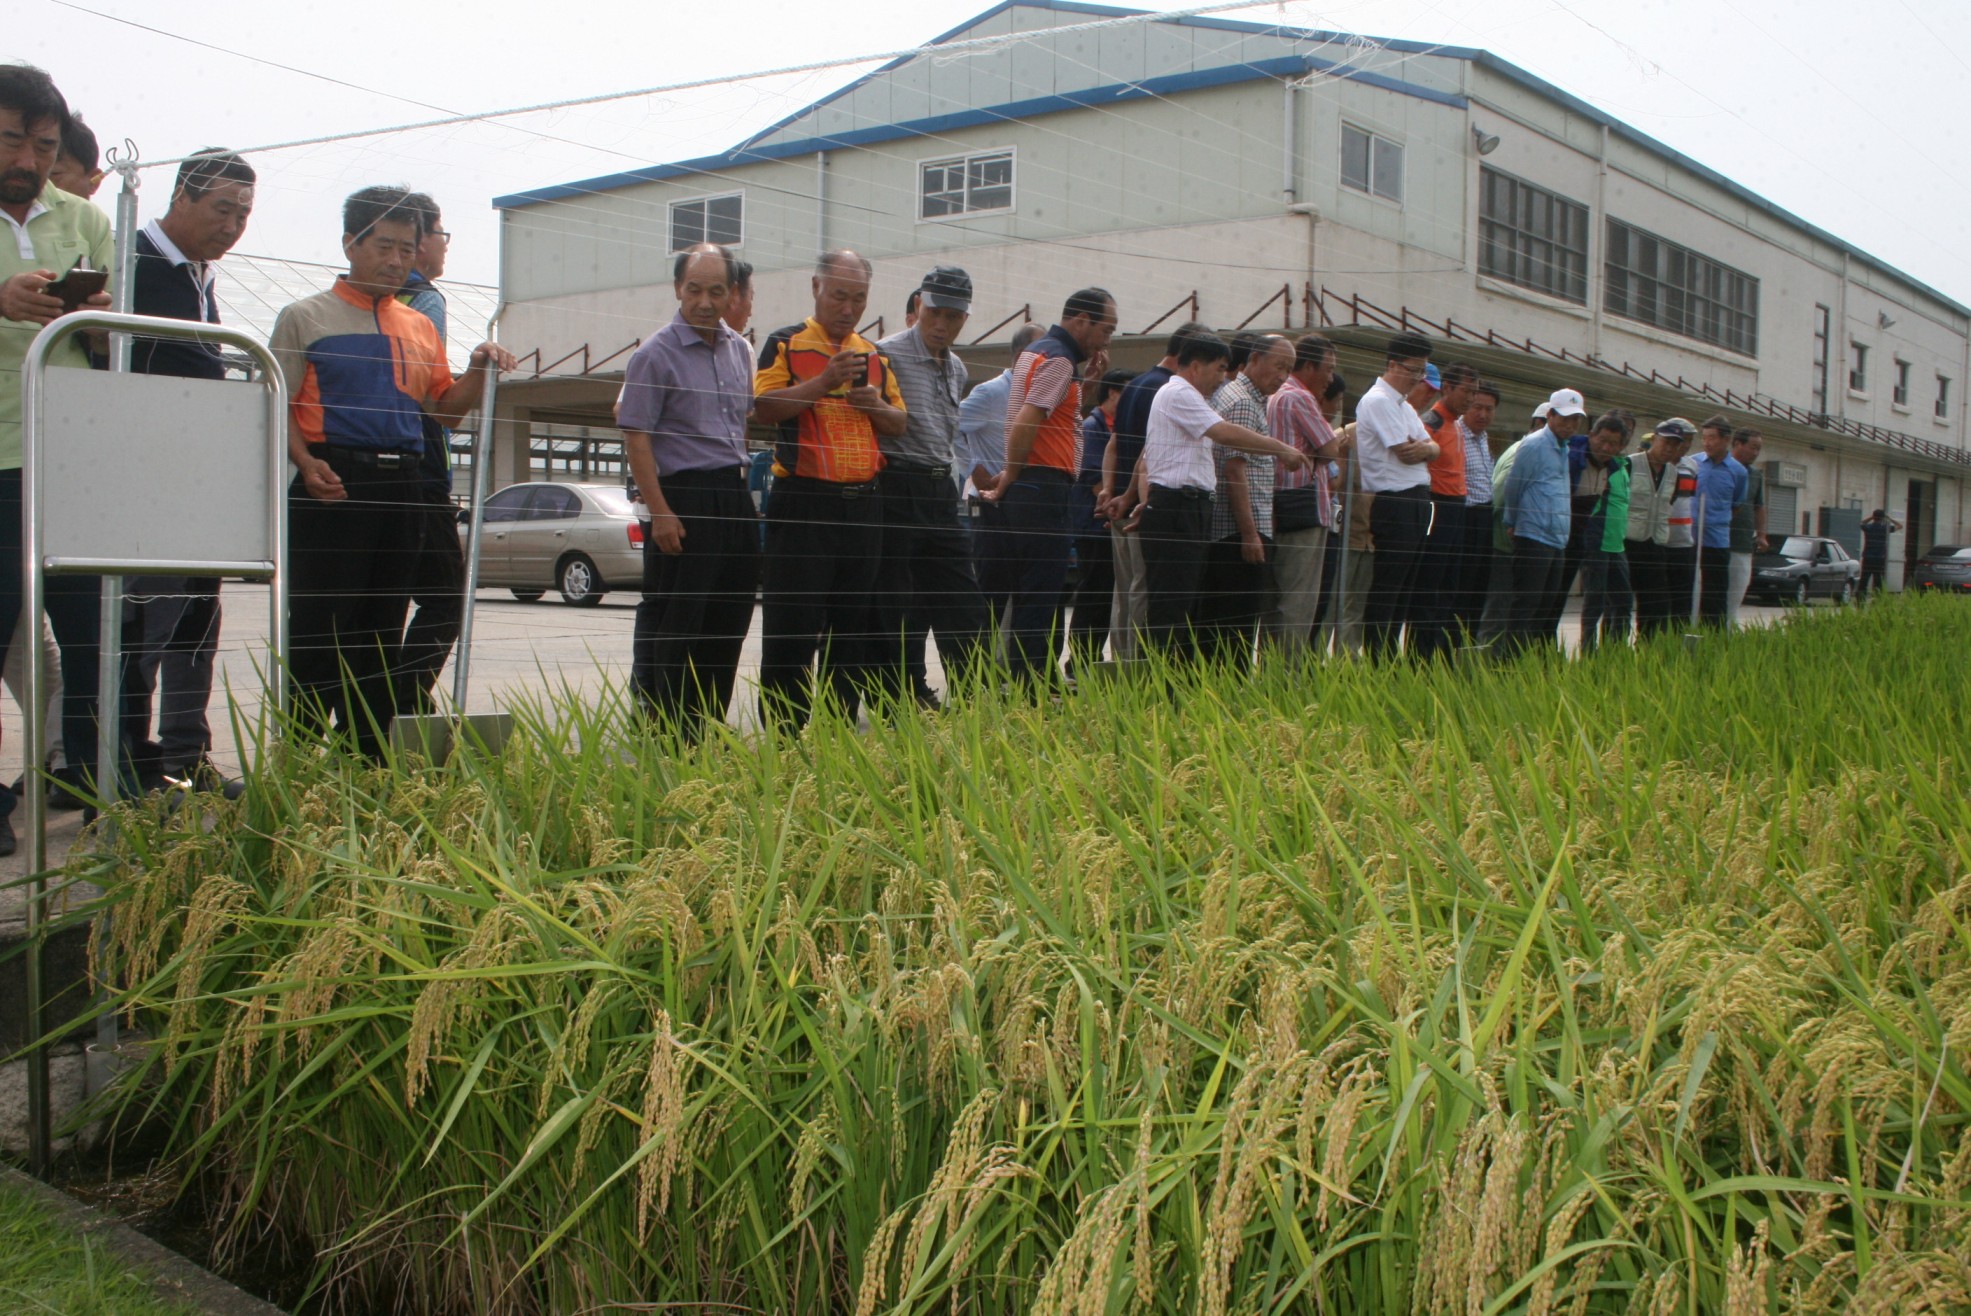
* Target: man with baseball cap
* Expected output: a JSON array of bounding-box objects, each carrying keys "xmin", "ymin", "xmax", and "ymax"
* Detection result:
[
  {"xmin": 863, "ymin": 266, "xmax": 991, "ymax": 708},
  {"xmin": 1624, "ymin": 418, "xmax": 1701, "ymax": 636},
  {"xmin": 1497, "ymin": 387, "xmax": 1585, "ymax": 652}
]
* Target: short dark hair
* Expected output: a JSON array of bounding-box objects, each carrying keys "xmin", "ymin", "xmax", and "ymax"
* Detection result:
[
  {"xmin": 1293, "ymin": 333, "xmax": 1335, "ymax": 372},
  {"xmin": 1323, "ymin": 372, "xmax": 1347, "ymax": 403},
  {"xmin": 816, "ymin": 248, "xmax": 872, "ymax": 280},
  {"xmin": 1094, "ymin": 367, "xmax": 1136, "ymax": 407},
  {"xmin": 1700, "ymin": 413, "xmax": 1733, "ymax": 437},
  {"xmin": 1385, "ymin": 332, "xmax": 1433, "ymax": 364},
  {"xmin": 1472, "ymin": 382, "xmax": 1502, "ymax": 403},
  {"xmin": 1591, "ymin": 411, "xmax": 1631, "ymax": 438},
  {"xmin": 731, "ymin": 258, "xmax": 753, "ymax": 292},
  {"xmin": 1164, "ymin": 320, "xmax": 1211, "ymax": 358},
  {"xmin": 1062, "ymin": 287, "xmax": 1115, "ymax": 324},
  {"xmin": 343, "ymin": 185, "xmax": 423, "ymax": 240},
  {"xmin": 0, "ymin": 63, "xmax": 68, "ymax": 133},
  {"xmin": 175, "ymin": 148, "xmax": 255, "ymax": 201},
  {"xmin": 1440, "ymin": 361, "xmax": 1477, "ymax": 391},
  {"xmin": 1227, "ymin": 331, "xmax": 1264, "ymax": 376},
  {"xmin": 1176, "ymin": 331, "xmax": 1230, "ymax": 368},
  {"xmin": 673, "ymin": 242, "xmax": 739, "ymax": 287},
  {"xmin": 1732, "ymin": 425, "xmax": 1763, "ymax": 445},
  {"xmin": 1010, "ymin": 322, "xmax": 1045, "ymax": 363},
  {"xmin": 402, "ymin": 190, "xmax": 440, "ymax": 233},
  {"xmin": 906, "ymin": 288, "xmax": 922, "ymax": 317},
  {"xmin": 59, "ymin": 111, "xmax": 97, "ymax": 172}
]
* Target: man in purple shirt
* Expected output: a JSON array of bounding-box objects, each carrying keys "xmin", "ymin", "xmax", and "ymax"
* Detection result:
[{"xmin": 618, "ymin": 243, "xmax": 760, "ymax": 739}]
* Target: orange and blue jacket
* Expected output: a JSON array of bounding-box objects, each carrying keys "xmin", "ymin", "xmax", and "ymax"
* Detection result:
[
  {"xmin": 267, "ymin": 277, "xmax": 453, "ymax": 452},
  {"xmin": 754, "ymin": 318, "xmax": 904, "ymax": 483}
]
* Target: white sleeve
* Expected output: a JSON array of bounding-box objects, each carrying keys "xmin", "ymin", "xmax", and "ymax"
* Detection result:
[{"xmin": 1165, "ymin": 382, "xmax": 1224, "ymax": 439}]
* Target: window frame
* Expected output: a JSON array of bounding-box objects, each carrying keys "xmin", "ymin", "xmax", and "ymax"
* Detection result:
[
  {"xmin": 1893, "ymin": 358, "xmax": 1912, "ymax": 408},
  {"xmin": 667, "ymin": 191, "xmax": 745, "ymax": 254},
  {"xmin": 1602, "ymin": 217, "xmax": 1759, "ymax": 357},
  {"xmin": 916, "ymin": 146, "xmax": 1017, "ymax": 223},
  {"xmin": 1849, "ymin": 342, "xmax": 1869, "ymax": 395},
  {"xmin": 1478, "ymin": 166, "xmax": 1590, "ymax": 305},
  {"xmin": 1339, "ymin": 122, "xmax": 1404, "ymax": 205},
  {"xmin": 1937, "ymin": 374, "xmax": 1951, "ymax": 421}
]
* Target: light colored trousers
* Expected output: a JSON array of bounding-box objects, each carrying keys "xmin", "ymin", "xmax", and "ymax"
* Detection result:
[
  {"xmin": 1726, "ymin": 550, "xmax": 1752, "ymax": 629},
  {"xmin": 1264, "ymin": 525, "xmax": 1328, "ymax": 651},
  {"xmin": 4, "ymin": 614, "xmax": 65, "ymax": 771},
  {"xmin": 1108, "ymin": 525, "xmax": 1148, "ymax": 661}
]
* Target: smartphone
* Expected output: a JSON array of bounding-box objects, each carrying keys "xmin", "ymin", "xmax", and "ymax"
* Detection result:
[{"xmin": 45, "ymin": 267, "xmax": 108, "ymax": 312}]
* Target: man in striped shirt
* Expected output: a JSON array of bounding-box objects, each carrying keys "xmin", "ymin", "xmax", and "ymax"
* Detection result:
[
  {"xmin": 1450, "ymin": 383, "xmax": 1500, "ymax": 638},
  {"xmin": 1264, "ymin": 333, "xmax": 1344, "ymax": 651},
  {"xmin": 981, "ymin": 287, "xmax": 1116, "ymax": 687},
  {"xmin": 1198, "ymin": 334, "xmax": 1293, "ymax": 666}
]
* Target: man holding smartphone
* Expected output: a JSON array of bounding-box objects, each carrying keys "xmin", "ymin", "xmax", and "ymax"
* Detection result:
[{"xmin": 0, "ymin": 65, "xmax": 114, "ymax": 851}]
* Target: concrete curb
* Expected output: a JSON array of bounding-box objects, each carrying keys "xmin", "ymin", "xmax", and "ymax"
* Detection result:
[{"xmin": 0, "ymin": 1162, "xmax": 288, "ymax": 1315}]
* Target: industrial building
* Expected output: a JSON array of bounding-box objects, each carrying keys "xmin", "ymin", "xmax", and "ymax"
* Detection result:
[{"xmin": 487, "ymin": 0, "xmax": 1970, "ymax": 581}]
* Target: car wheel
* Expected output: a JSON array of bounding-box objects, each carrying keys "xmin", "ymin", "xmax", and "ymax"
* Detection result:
[
  {"xmin": 557, "ymin": 553, "xmax": 605, "ymax": 606},
  {"xmin": 1793, "ymin": 580, "xmax": 1809, "ymax": 607},
  {"xmin": 510, "ymin": 589, "xmax": 545, "ymax": 602}
]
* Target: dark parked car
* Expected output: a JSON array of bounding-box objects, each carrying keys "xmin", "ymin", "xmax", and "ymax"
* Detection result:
[
  {"xmin": 1911, "ymin": 545, "xmax": 1971, "ymax": 593},
  {"xmin": 1747, "ymin": 535, "xmax": 1860, "ymax": 606}
]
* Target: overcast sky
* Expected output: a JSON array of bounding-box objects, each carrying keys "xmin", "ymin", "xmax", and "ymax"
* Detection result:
[{"xmin": 20, "ymin": 0, "xmax": 1971, "ymax": 312}]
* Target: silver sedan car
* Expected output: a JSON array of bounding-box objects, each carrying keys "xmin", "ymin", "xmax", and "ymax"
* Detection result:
[{"xmin": 464, "ymin": 482, "xmax": 644, "ymax": 605}]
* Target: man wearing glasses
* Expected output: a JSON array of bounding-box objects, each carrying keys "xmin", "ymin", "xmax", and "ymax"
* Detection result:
[
  {"xmin": 393, "ymin": 193, "xmax": 465, "ymax": 716},
  {"xmin": 1353, "ymin": 332, "xmax": 1440, "ymax": 659}
]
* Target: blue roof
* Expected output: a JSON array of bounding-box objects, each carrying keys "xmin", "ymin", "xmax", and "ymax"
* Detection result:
[{"xmin": 493, "ymin": 0, "xmax": 1966, "ymax": 318}]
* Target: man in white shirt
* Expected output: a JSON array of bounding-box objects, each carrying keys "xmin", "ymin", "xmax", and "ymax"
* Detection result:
[
  {"xmin": 1132, "ymin": 332, "xmax": 1306, "ymax": 659},
  {"xmin": 1354, "ymin": 333, "xmax": 1440, "ymax": 659}
]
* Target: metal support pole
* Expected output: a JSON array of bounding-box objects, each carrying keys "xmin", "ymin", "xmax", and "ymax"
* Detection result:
[
  {"xmin": 1332, "ymin": 446, "xmax": 1357, "ymax": 657},
  {"xmin": 451, "ymin": 303, "xmax": 505, "ymax": 712},
  {"xmin": 1691, "ymin": 489, "xmax": 1707, "ymax": 626}
]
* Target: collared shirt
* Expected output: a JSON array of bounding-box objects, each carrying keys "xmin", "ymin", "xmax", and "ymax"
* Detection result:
[
  {"xmin": 141, "ymin": 219, "xmax": 213, "ymax": 295},
  {"xmin": 1074, "ymin": 408, "xmax": 1112, "ymax": 532},
  {"xmin": 875, "ymin": 324, "xmax": 967, "ymax": 467},
  {"xmin": 1460, "ymin": 419, "xmax": 1495, "ymax": 504},
  {"xmin": 1210, "ymin": 374, "xmax": 1275, "ymax": 540},
  {"xmin": 1728, "ymin": 468, "xmax": 1766, "ymax": 554},
  {"xmin": 129, "ymin": 224, "xmax": 225, "ymax": 382},
  {"xmin": 1110, "ymin": 364, "xmax": 1172, "ymax": 488},
  {"xmin": 1423, "ymin": 399, "xmax": 1467, "ymax": 497},
  {"xmin": 398, "ymin": 268, "xmax": 447, "ymax": 345},
  {"xmin": 1, "ymin": 185, "xmax": 115, "ymax": 470},
  {"xmin": 1692, "ymin": 451, "xmax": 1748, "ymax": 549},
  {"xmin": 1268, "ymin": 374, "xmax": 1337, "ymax": 529},
  {"xmin": 755, "ymin": 317, "xmax": 904, "ymax": 483},
  {"xmin": 1500, "ymin": 425, "xmax": 1572, "ymax": 549},
  {"xmin": 1006, "ymin": 324, "xmax": 1084, "ymax": 473},
  {"xmin": 956, "ymin": 368, "xmax": 1011, "ymax": 484},
  {"xmin": 397, "ymin": 269, "xmax": 452, "ymax": 494},
  {"xmin": 1142, "ymin": 375, "xmax": 1220, "ymax": 490},
  {"xmin": 617, "ymin": 310, "xmax": 754, "ymax": 475},
  {"xmin": 268, "ymin": 277, "xmax": 453, "ymax": 452},
  {"xmin": 1353, "ymin": 376, "xmax": 1433, "ymax": 493}
]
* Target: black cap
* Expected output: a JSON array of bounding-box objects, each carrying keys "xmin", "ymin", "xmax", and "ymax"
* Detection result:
[{"xmin": 919, "ymin": 265, "xmax": 973, "ymax": 313}]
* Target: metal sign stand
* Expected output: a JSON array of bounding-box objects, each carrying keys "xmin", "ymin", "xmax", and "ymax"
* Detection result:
[{"xmin": 18, "ymin": 310, "xmax": 288, "ymax": 1177}]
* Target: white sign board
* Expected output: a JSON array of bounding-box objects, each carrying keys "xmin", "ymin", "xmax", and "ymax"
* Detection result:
[{"xmin": 39, "ymin": 368, "xmax": 278, "ymax": 575}]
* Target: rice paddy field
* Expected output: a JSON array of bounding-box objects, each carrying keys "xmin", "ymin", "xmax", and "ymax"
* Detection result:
[{"xmin": 61, "ymin": 595, "xmax": 1971, "ymax": 1314}]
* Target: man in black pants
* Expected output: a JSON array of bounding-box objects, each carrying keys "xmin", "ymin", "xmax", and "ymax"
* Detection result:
[
  {"xmin": 273, "ymin": 187, "xmax": 514, "ymax": 756},
  {"xmin": 118, "ymin": 148, "xmax": 255, "ymax": 791},
  {"xmin": 617, "ymin": 244, "xmax": 760, "ymax": 739},
  {"xmin": 753, "ymin": 250, "xmax": 908, "ymax": 729},
  {"xmin": 392, "ymin": 192, "xmax": 466, "ymax": 715},
  {"xmin": 865, "ymin": 266, "xmax": 991, "ymax": 707},
  {"xmin": 1354, "ymin": 334, "xmax": 1441, "ymax": 659},
  {"xmin": 1131, "ymin": 332, "xmax": 1306, "ymax": 659}
]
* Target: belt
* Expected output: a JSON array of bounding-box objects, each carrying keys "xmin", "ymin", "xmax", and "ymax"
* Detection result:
[
  {"xmin": 320, "ymin": 444, "xmax": 420, "ymax": 469},
  {"xmin": 1152, "ymin": 483, "xmax": 1214, "ymax": 502},
  {"xmin": 779, "ymin": 475, "xmax": 879, "ymax": 499},
  {"xmin": 884, "ymin": 460, "xmax": 952, "ymax": 477}
]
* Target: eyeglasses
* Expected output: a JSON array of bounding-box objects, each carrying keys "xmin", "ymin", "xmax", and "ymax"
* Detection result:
[{"xmin": 428, "ymin": 229, "xmax": 452, "ymax": 246}]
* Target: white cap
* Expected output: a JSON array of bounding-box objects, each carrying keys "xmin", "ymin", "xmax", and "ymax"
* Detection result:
[
  {"xmin": 1532, "ymin": 402, "xmax": 1552, "ymax": 420},
  {"xmin": 1547, "ymin": 387, "xmax": 1587, "ymax": 418}
]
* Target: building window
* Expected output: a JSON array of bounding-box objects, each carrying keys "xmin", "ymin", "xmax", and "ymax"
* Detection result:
[
  {"xmin": 1894, "ymin": 359, "xmax": 1911, "ymax": 407},
  {"xmin": 1811, "ymin": 304, "xmax": 1830, "ymax": 415},
  {"xmin": 1603, "ymin": 219, "xmax": 1759, "ymax": 356},
  {"xmin": 668, "ymin": 193, "xmax": 742, "ymax": 253},
  {"xmin": 1850, "ymin": 343, "xmax": 1868, "ymax": 394},
  {"xmin": 1478, "ymin": 167, "xmax": 1589, "ymax": 303},
  {"xmin": 1340, "ymin": 124, "xmax": 1403, "ymax": 203},
  {"xmin": 919, "ymin": 150, "xmax": 1014, "ymax": 219},
  {"xmin": 1939, "ymin": 375, "xmax": 1952, "ymax": 420}
]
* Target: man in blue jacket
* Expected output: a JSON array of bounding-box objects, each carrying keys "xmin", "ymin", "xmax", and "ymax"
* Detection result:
[{"xmin": 1499, "ymin": 387, "xmax": 1585, "ymax": 653}]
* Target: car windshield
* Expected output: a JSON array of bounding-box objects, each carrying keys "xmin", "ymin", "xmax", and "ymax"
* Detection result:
[
  {"xmin": 1772, "ymin": 537, "xmax": 1817, "ymax": 562},
  {"xmin": 1940, "ymin": 546, "xmax": 1971, "ymax": 561},
  {"xmin": 586, "ymin": 488, "xmax": 636, "ymax": 516}
]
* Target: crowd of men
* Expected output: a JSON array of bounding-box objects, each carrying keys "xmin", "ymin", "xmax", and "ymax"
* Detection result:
[{"xmin": 1, "ymin": 58, "xmax": 1792, "ymax": 815}]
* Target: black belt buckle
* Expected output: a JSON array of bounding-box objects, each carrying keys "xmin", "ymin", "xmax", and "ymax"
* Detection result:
[
  {"xmin": 373, "ymin": 450, "xmax": 412, "ymax": 469},
  {"xmin": 838, "ymin": 479, "xmax": 877, "ymax": 499}
]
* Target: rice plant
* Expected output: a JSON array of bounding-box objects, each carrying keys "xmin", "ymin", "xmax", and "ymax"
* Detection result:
[{"xmin": 58, "ymin": 594, "xmax": 1971, "ymax": 1314}]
